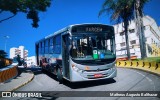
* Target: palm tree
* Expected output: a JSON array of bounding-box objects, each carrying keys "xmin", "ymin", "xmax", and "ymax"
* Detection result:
[
  {"xmin": 99, "ymin": 0, "xmax": 149, "ymax": 60},
  {"xmin": 134, "ymin": 0, "xmax": 149, "ymax": 59}
]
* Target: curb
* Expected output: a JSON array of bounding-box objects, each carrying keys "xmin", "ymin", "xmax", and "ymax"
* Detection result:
[
  {"xmin": 10, "ymin": 72, "xmax": 34, "ymax": 91},
  {"xmin": 116, "ymin": 61, "xmax": 160, "ymax": 75}
]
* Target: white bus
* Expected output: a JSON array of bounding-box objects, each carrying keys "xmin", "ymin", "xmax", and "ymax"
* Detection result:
[{"xmin": 35, "ymin": 24, "xmax": 117, "ymax": 82}]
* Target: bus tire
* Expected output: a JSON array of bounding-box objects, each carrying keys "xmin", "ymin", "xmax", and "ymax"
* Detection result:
[{"xmin": 57, "ymin": 68, "xmax": 63, "ymax": 83}]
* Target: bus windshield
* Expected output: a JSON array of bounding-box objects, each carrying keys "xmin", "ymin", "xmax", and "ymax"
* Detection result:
[{"xmin": 70, "ymin": 33, "xmax": 116, "ymax": 62}]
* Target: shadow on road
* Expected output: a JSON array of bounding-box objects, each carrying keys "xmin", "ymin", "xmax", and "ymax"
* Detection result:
[
  {"xmin": 64, "ymin": 78, "xmax": 116, "ymax": 89},
  {"xmin": 43, "ymin": 69, "xmax": 116, "ymax": 89},
  {"xmin": 18, "ymin": 67, "xmax": 116, "ymax": 89},
  {"xmin": 17, "ymin": 67, "xmax": 42, "ymax": 76}
]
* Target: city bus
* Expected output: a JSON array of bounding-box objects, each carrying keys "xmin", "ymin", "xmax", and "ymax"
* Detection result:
[{"xmin": 35, "ymin": 23, "xmax": 117, "ymax": 82}]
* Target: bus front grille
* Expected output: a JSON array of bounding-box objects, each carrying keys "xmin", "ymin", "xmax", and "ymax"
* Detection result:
[{"xmin": 84, "ymin": 68, "xmax": 110, "ymax": 72}]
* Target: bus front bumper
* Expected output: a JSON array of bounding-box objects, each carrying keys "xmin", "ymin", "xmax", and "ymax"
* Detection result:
[{"xmin": 70, "ymin": 66, "xmax": 117, "ymax": 82}]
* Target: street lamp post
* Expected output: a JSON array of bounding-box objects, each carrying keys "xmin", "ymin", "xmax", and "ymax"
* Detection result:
[{"xmin": 4, "ymin": 36, "xmax": 10, "ymax": 52}]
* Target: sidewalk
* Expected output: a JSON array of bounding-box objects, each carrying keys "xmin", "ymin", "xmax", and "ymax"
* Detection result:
[{"xmin": 0, "ymin": 67, "xmax": 34, "ymax": 91}]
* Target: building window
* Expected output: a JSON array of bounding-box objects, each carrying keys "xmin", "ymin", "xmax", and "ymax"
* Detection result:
[
  {"xmin": 120, "ymin": 42, "xmax": 125, "ymax": 47},
  {"xmin": 130, "ymin": 40, "xmax": 136, "ymax": 45},
  {"xmin": 129, "ymin": 29, "xmax": 135, "ymax": 33},
  {"xmin": 120, "ymin": 31, "xmax": 125, "ymax": 36}
]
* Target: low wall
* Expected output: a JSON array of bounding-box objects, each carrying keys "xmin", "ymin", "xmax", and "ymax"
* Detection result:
[
  {"xmin": 116, "ymin": 61, "xmax": 160, "ymax": 75},
  {"xmin": 0, "ymin": 58, "xmax": 12, "ymax": 68},
  {"xmin": 0, "ymin": 65, "xmax": 18, "ymax": 83}
]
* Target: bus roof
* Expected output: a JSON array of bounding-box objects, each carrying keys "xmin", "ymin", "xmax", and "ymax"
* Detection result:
[{"xmin": 36, "ymin": 23, "xmax": 113, "ymax": 44}]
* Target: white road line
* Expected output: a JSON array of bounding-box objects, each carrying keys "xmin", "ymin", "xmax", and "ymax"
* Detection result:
[
  {"xmin": 131, "ymin": 69, "xmax": 156, "ymax": 91},
  {"xmin": 33, "ymin": 76, "xmax": 43, "ymax": 87}
]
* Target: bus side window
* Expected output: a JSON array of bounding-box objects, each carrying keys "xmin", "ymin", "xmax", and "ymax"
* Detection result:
[
  {"xmin": 39, "ymin": 43, "xmax": 41, "ymax": 54},
  {"xmin": 54, "ymin": 35, "xmax": 61, "ymax": 54},
  {"xmin": 45, "ymin": 39, "xmax": 49, "ymax": 54},
  {"xmin": 53, "ymin": 36, "xmax": 56, "ymax": 53}
]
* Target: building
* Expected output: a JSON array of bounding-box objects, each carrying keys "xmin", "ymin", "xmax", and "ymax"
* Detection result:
[
  {"xmin": 114, "ymin": 15, "xmax": 160, "ymax": 60},
  {"xmin": 10, "ymin": 46, "xmax": 28, "ymax": 61},
  {"xmin": 26, "ymin": 56, "xmax": 37, "ymax": 67}
]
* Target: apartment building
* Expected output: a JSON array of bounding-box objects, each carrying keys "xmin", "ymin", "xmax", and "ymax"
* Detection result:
[
  {"xmin": 10, "ymin": 46, "xmax": 28, "ymax": 61},
  {"xmin": 114, "ymin": 15, "xmax": 160, "ymax": 60}
]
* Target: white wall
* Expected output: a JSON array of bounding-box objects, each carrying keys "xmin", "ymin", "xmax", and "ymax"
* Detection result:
[
  {"xmin": 26, "ymin": 56, "xmax": 37, "ymax": 67},
  {"xmin": 10, "ymin": 47, "xmax": 16, "ymax": 59},
  {"xmin": 114, "ymin": 15, "xmax": 160, "ymax": 58}
]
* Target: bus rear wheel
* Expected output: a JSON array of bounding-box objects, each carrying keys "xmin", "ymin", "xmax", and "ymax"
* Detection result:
[{"xmin": 57, "ymin": 68, "xmax": 63, "ymax": 83}]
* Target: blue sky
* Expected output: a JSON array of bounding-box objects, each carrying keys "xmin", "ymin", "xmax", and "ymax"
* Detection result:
[{"xmin": 0, "ymin": 0, "xmax": 160, "ymax": 57}]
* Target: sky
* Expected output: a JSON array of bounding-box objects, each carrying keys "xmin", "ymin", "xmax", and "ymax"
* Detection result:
[{"xmin": 0, "ymin": 0, "xmax": 160, "ymax": 57}]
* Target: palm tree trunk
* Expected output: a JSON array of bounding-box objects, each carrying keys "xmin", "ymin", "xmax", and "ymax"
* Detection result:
[
  {"xmin": 124, "ymin": 20, "xmax": 131, "ymax": 60},
  {"xmin": 138, "ymin": 16, "xmax": 147, "ymax": 59},
  {"xmin": 135, "ymin": 0, "xmax": 147, "ymax": 59}
]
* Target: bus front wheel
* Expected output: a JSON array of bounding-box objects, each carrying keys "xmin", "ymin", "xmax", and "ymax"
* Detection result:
[{"xmin": 57, "ymin": 68, "xmax": 63, "ymax": 83}]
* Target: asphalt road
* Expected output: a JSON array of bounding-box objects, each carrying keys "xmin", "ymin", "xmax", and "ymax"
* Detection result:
[{"xmin": 3, "ymin": 67, "xmax": 160, "ymax": 100}]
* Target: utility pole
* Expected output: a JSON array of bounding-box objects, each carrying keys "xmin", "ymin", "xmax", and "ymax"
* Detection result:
[{"xmin": 135, "ymin": 0, "xmax": 147, "ymax": 59}]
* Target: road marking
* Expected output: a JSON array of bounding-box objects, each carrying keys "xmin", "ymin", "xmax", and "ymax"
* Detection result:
[
  {"xmin": 131, "ymin": 70, "xmax": 156, "ymax": 91},
  {"xmin": 33, "ymin": 77, "xmax": 43, "ymax": 87}
]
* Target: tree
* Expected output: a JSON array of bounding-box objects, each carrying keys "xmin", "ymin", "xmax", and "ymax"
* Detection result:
[
  {"xmin": 134, "ymin": 0, "xmax": 149, "ymax": 59},
  {"xmin": 0, "ymin": 50, "xmax": 7, "ymax": 58},
  {"xmin": 16, "ymin": 54, "xmax": 22, "ymax": 66},
  {"xmin": 99, "ymin": 0, "xmax": 149, "ymax": 60},
  {"xmin": 0, "ymin": 0, "xmax": 51, "ymax": 28}
]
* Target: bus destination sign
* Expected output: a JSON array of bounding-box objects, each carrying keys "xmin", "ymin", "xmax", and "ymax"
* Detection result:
[
  {"xmin": 71, "ymin": 24, "xmax": 113, "ymax": 33},
  {"xmin": 86, "ymin": 27, "xmax": 103, "ymax": 32}
]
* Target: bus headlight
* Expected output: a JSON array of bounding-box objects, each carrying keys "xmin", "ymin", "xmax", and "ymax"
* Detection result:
[
  {"xmin": 72, "ymin": 64, "xmax": 83, "ymax": 73},
  {"xmin": 110, "ymin": 66, "xmax": 116, "ymax": 72}
]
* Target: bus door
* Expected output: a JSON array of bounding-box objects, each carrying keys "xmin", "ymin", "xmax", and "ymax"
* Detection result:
[{"xmin": 62, "ymin": 34, "xmax": 70, "ymax": 79}]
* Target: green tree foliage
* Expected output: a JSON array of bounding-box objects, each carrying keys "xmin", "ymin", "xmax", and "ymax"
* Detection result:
[
  {"xmin": 16, "ymin": 55, "xmax": 22, "ymax": 66},
  {"xmin": 0, "ymin": 0, "xmax": 51, "ymax": 28},
  {"xmin": 99, "ymin": 0, "xmax": 149, "ymax": 59},
  {"xmin": 99, "ymin": 0, "xmax": 149, "ymax": 26},
  {"xmin": 0, "ymin": 50, "xmax": 7, "ymax": 58}
]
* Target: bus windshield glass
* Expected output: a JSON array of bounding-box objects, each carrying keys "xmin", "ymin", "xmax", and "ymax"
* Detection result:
[{"xmin": 70, "ymin": 33, "xmax": 116, "ymax": 62}]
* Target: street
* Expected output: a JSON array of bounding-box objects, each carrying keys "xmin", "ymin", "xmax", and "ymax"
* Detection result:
[{"xmin": 2, "ymin": 67, "xmax": 159, "ymax": 100}]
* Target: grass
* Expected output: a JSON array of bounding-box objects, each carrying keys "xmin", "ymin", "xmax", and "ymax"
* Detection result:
[{"xmin": 136, "ymin": 57, "xmax": 160, "ymax": 63}]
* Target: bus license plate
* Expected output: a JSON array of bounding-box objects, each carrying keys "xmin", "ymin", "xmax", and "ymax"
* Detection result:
[{"xmin": 94, "ymin": 74, "xmax": 103, "ymax": 78}]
